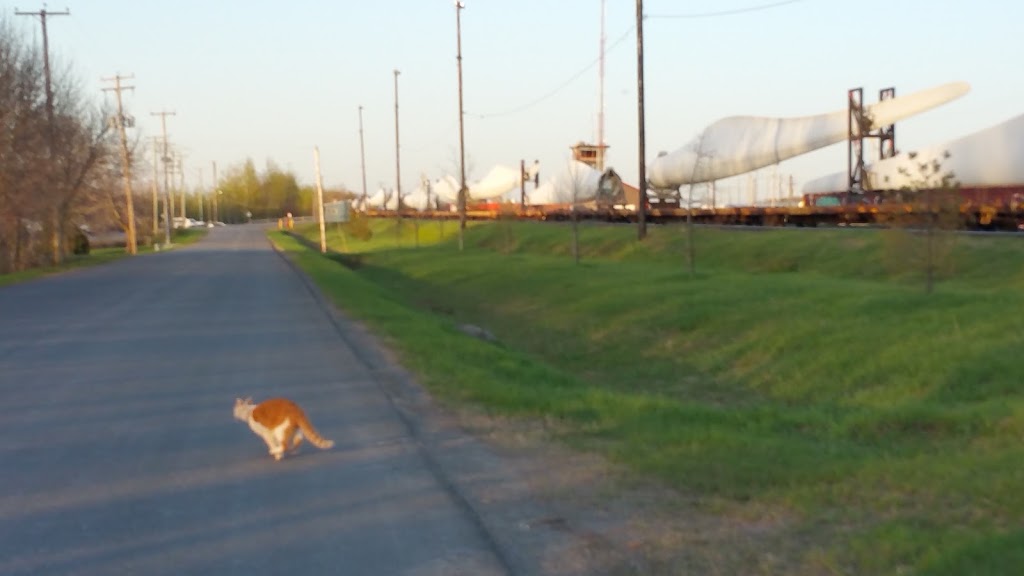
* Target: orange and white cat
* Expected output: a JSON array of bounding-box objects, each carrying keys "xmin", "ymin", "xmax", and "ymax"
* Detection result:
[{"xmin": 233, "ymin": 397, "xmax": 334, "ymax": 460}]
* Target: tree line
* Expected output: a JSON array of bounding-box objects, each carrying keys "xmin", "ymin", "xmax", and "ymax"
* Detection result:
[{"xmin": 212, "ymin": 159, "xmax": 352, "ymax": 224}]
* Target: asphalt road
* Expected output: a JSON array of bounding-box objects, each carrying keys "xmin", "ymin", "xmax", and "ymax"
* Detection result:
[{"xmin": 0, "ymin": 225, "xmax": 512, "ymax": 575}]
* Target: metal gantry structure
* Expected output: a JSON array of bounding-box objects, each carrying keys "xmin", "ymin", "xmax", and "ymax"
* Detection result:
[{"xmin": 847, "ymin": 87, "xmax": 898, "ymax": 193}]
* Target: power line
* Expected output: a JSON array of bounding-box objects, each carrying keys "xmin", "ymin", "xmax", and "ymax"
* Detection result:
[
  {"xmin": 471, "ymin": 26, "xmax": 635, "ymax": 120},
  {"xmin": 469, "ymin": 1, "xmax": 806, "ymax": 120},
  {"xmin": 648, "ymin": 0, "xmax": 806, "ymax": 19}
]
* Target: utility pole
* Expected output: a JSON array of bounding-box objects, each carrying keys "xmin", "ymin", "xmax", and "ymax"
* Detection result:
[
  {"xmin": 393, "ymin": 69, "xmax": 401, "ymax": 247},
  {"xmin": 102, "ymin": 74, "xmax": 138, "ymax": 255},
  {"xmin": 598, "ymin": 0, "xmax": 606, "ymax": 171},
  {"xmin": 151, "ymin": 110, "xmax": 175, "ymax": 244},
  {"xmin": 18, "ymin": 6, "xmax": 69, "ymax": 264},
  {"xmin": 455, "ymin": 0, "xmax": 468, "ymax": 251},
  {"xmin": 358, "ymin": 105, "xmax": 368, "ymax": 208},
  {"xmin": 16, "ymin": 6, "xmax": 68, "ymax": 143},
  {"xmin": 393, "ymin": 71, "xmax": 402, "ymax": 210},
  {"xmin": 211, "ymin": 161, "xmax": 219, "ymax": 224},
  {"xmin": 176, "ymin": 152, "xmax": 186, "ymax": 219},
  {"xmin": 520, "ymin": 159, "xmax": 526, "ymax": 210},
  {"xmin": 313, "ymin": 146, "xmax": 327, "ymax": 253},
  {"xmin": 635, "ymin": 0, "xmax": 648, "ymax": 240},
  {"xmin": 150, "ymin": 137, "xmax": 160, "ymax": 238},
  {"xmin": 195, "ymin": 167, "xmax": 204, "ymax": 222}
]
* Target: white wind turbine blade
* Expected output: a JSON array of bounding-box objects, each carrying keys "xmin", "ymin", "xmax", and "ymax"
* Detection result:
[{"xmin": 649, "ymin": 81, "xmax": 970, "ymax": 188}]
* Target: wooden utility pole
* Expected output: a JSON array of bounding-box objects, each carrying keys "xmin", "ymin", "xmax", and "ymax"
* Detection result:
[
  {"xmin": 393, "ymin": 69, "xmax": 402, "ymax": 245},
  {"xmin": 211, "ymin": 161, "xmax": 219, "ymax": 224},
  {"xmin": 195, "ymin": 167, "xmax": 204, "ymax": 222},
  {"xmin": 150, "ymin": 137, "xmax": 160, "ymax": 238},
  {"xmin": 520, "ymin": 159, "xmax": 526, "ymax": 209},
  {"xmin": 635, "ymin": 0, "xmax": 648, "ymax": 240},
  {"xmin": 455, "ymin": 0, "xmax": 468, "ymax": 251},
  {"xmin": 18, "ymin": 7, "xmax": 69, "ymax": 264},
  {"xmin": 393, "ymin": 71, "xmax": 402, "ymax": 209},
  {"xmin": 176, "ymin": 152, "xmax": 186, "ymax": 219},
  {"xmin": 102, "ymin": 74, "xmax": 138, "ymax": 255},
  {"xmin": 358, "ymin": 106, "xmax": 368, "ymax": 207},
  {"xmin": 16, "ymin": 7, "xmax": 68, "ymax": 142},
  {"xmin": 598, "ymin": 0, "xmax": 606, "ymax": 171},
  {"xmin": 313, "ymin": 147, "xmax": 327, "ymax": 253},
  {"xmin": 151, "ymin": 110, "xmax": 175, "ymax": 244}
]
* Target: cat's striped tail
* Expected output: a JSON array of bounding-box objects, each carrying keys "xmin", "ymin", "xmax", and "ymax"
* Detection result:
[{"xmin": 297, "ymin": 414, "xmax": 335, "ymax": 450}]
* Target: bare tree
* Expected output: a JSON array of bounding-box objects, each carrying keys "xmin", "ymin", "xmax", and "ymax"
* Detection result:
[
  {"xmin": 566, "ymin": 161, "xmax": 593, "ymax": 265},
  {"xmin": 0, "ymin": 18, "xmax": 49, "ymax": 270},
  {"xmin": 0, "ymin": 17, "xmax": 116, "ymax": 271},
  {"xmin": 683, "ymin": 130, "xmax": 711, "ymax": 276},
  {"xmin": 881, "ymin": 151, "xmax": 961, "ymax": 293},
  {"xmin": 50, "ymin": 93, "xmax": 117, "ymax": 254}
]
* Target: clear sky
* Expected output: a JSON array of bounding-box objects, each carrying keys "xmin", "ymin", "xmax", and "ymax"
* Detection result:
[{"xmin": 5, "ymin": 0, "xmax": 1022, "ymax": 204}]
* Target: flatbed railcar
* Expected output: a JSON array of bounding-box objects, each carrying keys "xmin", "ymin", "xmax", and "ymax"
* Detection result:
[{"xmin": 361, "ymin": 185, "xmax": 1024, "ymax": 231}]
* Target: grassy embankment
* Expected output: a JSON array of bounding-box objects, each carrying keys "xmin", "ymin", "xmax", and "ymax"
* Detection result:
[
  {"xmin": 0, "ymin": 228, "xmax": 208, "ymax": 288},
  {"xmin": 273, "ymin": 218, "xmax": 1024, "ymax": 575}
]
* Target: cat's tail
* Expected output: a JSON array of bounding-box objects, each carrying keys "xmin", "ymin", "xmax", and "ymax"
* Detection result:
[{"xmin": 297, "ymin": 414, "xmax": 335, "ymax": 450}]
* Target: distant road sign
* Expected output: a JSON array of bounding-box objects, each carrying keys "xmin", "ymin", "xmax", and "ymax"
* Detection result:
[{"xmin": 324, "ymin": 201, "xmax": 350, "ymax": 223}]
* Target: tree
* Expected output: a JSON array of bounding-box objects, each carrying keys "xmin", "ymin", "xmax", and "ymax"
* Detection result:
[
  {"xmin": 217, "ymin": 159, "xmax": 260, "ymax": 222},
  {"xmin": 262, "ymin": 162, "xmax": 304, "ymax": 217},
  {"xmin": 0, "ymin": 26, "xmax": 47, "ymax": 270},
  {"xmin": 562, "ymin": 160, "xmax": 599, "ymax": 265},
  {"xmin": 0, "ymin": 16, "xmax": 116, "ymax": 271},
  {"xmin": 214, "ymin": 159, "xmax": 321, "ymax": 223},
  {"xmin": 57, "ymin": 103, "xmax": 119, "ymax": 237},
  {"xmin": 682, "ymin": 130, "xmax": 711, "ymax": 277},
  {"xmin": 880, "ymin": 151, "xmax": 961, "ymax": 294}
]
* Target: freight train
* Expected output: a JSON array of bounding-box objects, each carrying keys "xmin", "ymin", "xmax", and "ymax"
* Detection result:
[{"xmin": 361, "ymin": 182, "xmax": 1024, "ymax": 232}]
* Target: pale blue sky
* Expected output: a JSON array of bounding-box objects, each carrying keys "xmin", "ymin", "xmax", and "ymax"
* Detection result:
[{"xmin": 6, "ymin": 0, "xmax": 1022, "ymax": 203}]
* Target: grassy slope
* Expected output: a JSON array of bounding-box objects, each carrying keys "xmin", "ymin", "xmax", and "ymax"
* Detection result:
[{"xmin": 276, "ymin": 219, "xmax": 1024, "ymax": 574}]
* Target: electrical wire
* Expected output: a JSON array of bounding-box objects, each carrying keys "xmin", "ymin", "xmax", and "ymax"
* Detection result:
[
  {"xmin": 470, "ymin": 0, "xmax": 807, "ymax": 120},
  {"xmin": 470, "ymin": 26, "xmax": 635, "ymax": 120},
  {"xmin": 648, "ymin": 0, "xmax": 805, "ymax": 19}
]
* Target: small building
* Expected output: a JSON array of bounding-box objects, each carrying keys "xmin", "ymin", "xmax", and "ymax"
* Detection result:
[{"xmin": 571, "ymin": 141, "xmax": 609, "ymax": 171}]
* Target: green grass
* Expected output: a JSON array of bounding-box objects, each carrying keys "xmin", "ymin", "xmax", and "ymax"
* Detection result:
[
  {"xmin": 0, "ymin": 247, "xmax": 128, "ymax": 287},
  {"xmin": 274, "ymin": 219, "xmax": 1024, "ymax": 574},
  {"xmin": 0, "ymin": 227, "xmax": 208, "ymax": 287},
  {"xmin": 167, "ymin": 227, "xmax": 208, "ymax": 246}
]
